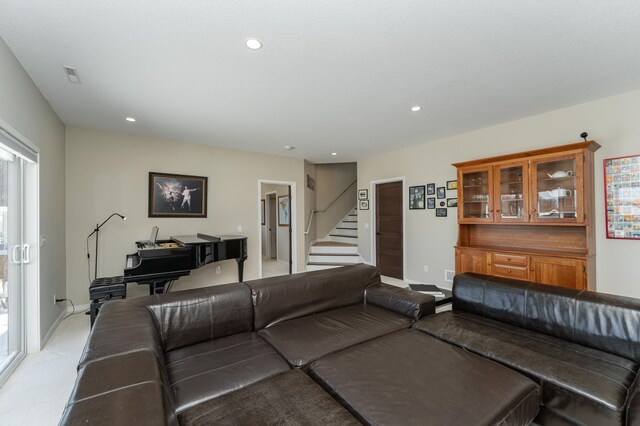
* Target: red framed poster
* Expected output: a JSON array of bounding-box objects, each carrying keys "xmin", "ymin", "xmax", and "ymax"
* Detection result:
[{"xmin": 604, "ymin": 154, "xmax": 640, "ymax": 239}]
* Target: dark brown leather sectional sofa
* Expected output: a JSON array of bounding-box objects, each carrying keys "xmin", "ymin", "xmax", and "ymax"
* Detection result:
[{"xmin": 60, "ymin": 265, "xmax": 640, "ymax": 425}]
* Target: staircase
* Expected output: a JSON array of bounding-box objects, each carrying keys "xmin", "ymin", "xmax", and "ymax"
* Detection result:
[{"xmin": 307, "ymin": 208, "xmax": 362, "ymax": 271}]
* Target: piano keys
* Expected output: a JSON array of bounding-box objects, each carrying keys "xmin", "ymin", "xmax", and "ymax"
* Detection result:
[{"xmin": 124, "ymin": 233, "xmax": 247, "ymax": 294}]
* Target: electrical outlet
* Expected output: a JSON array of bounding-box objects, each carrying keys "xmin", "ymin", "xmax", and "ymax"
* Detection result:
[
  {"xmin": 444, "ymin": 269, "xmax": 455, "ymax": 282},
  {"xmin": 423, "ymin": 265, "xmax": 429, "ymax": 273},
  {"xmin": 216, "ymin": 265, "xmax": 221, "ymax": 274},
  {"xmin": 237, "ymin": 225, "xmax": 242, "ymax": 233},
  {"xmin": 364, "ymin": 223, "xmax": 369, "ymax": 229}
]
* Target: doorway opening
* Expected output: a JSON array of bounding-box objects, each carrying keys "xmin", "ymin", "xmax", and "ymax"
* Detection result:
[
  {"xmin": 259, "ymin": 180, "xmax": 296, "ymax": 278},
  {"xmin": 372, "ymin": 178, "xmax": 405, "ymax": 280}
]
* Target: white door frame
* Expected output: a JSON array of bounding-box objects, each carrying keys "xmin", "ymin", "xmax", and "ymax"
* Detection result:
[
  {"xmin": 257, "ymin": 179, "xmax": 297, "ymax": 278},
  {"xmin": 369, "ymin": 176, "xmax": 407, "ymax": 280},
  {"xmin": 263, "ymin": 191, "xmax": 277, "ymax": 259}
]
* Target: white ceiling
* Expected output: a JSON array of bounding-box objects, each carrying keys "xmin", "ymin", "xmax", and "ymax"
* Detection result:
[{"xmin": 1, "ymin": 1, "xmax": 640, "ymax": 163}]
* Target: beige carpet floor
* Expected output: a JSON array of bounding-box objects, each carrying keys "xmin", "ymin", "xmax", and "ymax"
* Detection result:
[{"xmin": 0, "ymin": 313, "xmax": 89, "ymax": 426}]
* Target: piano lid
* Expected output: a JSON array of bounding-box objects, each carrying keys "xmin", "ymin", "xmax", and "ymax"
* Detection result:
[
  {"xmin": 171, "ymin": 234, "xmax": 220, "ymax": 245},
  {"xmin": 171, "ymin": 234, "xmax": 247, "ymax": 244}
]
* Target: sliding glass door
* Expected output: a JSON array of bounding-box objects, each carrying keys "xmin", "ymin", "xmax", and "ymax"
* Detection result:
[{"xmin": 0, "ymin": 145, "xmax": 25, "ymax": 383}]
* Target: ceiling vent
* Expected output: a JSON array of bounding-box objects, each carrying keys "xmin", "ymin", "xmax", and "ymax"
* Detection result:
[{"xmin": 63, "ymin": 66, "xmax": 81, "ymax": 84}]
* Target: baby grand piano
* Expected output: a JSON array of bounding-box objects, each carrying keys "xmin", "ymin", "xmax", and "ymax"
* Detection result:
[{"xmin": 124, "ymin": 233, "xmax": 247, "ymax": 294}]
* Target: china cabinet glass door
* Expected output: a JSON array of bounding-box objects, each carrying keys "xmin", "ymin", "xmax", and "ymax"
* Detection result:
[
  {"xmin": 460, "ymin": 167, "xmax": 493, "ymax": 222},
  {"xmin": 494, "ymin": 161, "xmax": 528, "ymax": 223},
  {"xmin": 531, "ymin": 153, "xmax": 583, "ymax": 223}
]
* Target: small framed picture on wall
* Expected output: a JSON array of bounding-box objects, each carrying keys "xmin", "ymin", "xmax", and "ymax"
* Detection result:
[
  {"xmin": 447, "ymin": 180, "xmax": 458, "ymax": 190},
  {"xmin": 427, "ymin": 198, "xmax": 435, "ymax": 209},
  {"xmin": 436, "ymin": 208, "xmax": 448, "ymax": 217},
  {"xmin": 278, "ymin": 195, "xmax": 290, "ymax": 226},
  {"xmin": 358, "ymin": 189, "xmax": 368, "ymax": 200},
  {"xmin": 409, "ymin": 185, "xmax": 426, "ymax": 209},
  {"xmin": 359, "ymin": 200, "xmax": 369, "ymax": 210},
  {"xmin": 427, "ymin": 183, "xmax": 435, "ymax": 195},
  {"xmin": 437, "ymin": 187, "xmax": 446, "ymax": 199},
  {"xmin": 447, "ymin": 198, "xmax": 458, "ymax": 208}
]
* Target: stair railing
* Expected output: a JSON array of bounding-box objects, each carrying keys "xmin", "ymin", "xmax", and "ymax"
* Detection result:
[{"xmin": 305, "ymin": 180, "xmax": 357, "ymax": 235}]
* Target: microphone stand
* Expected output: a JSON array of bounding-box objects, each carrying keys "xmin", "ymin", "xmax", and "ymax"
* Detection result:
[{"xmin": 88, "ymin": 213, "xmax": 126, "ymax": 281}]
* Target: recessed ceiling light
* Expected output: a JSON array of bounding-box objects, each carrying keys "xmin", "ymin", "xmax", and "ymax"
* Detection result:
[
  {"xmin": 411, "ymin": 106, "xmax": 422, "ymax": 112},
  {"xmin": 245, "ymin": 39, "xmax": 262, "ymax": 50},
  {"xmin": 284, "ymin": 145, "xmax": 295, "ymax": 150},
  {"xmin": 331, "ymin": 152, "xmax": 337, "ymax": 156},
  {"xmin": 125, "ymin": 117, "xmax": 136, "ymax": 122}
]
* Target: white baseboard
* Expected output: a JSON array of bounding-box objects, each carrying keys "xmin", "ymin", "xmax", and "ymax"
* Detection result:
[
  {"xmin": 68, "ymin": 303, "xmax": 90, "ymax": 314},
  {"xmin": 39, "ymin": 308, "xmax": 65, "ymax": 350}
]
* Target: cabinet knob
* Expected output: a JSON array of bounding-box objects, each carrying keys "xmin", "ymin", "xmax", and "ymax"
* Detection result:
[
  {"xmin": 489, "ymin": 209, "xmax": 494, "ymax": 213},
  {"xmin": 507, "ymin": 269, "xmax": 512, "ymax": 273},
  {"xmin": 531, "ymin": 208, "xmax": 537, "ymax": 212},
  {"xmin": 496, "ymin": 209, "xmax": 501, "ymax": 213},
  {"xmin": 507, "ymin": 257, "xmax": 511, "ymax": 261}
]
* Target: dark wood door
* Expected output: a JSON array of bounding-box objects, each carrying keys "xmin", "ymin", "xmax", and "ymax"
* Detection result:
[{"xmin": 376, "ymin": 181, "xmax": 403, "ymax": 279}]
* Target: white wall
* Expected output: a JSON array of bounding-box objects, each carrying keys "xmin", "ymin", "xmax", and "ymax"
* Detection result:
[
  {"xmin": 303, "ymin": 161, "xmax": 317, "ymax": 257},
  {"xmin": 0, "ymin": 37, "xmax": 66, "ymax": 341},
  {"xmin": 315, "ymin": 163, "xmax": 357, "ymax": 239},
  {"xmin": 66, "ymin": 126, "xmax": 304, "ymax": 303},
  {"xmin": 358, "ymin": 88, "xmax": 640, "ymax": 298}
]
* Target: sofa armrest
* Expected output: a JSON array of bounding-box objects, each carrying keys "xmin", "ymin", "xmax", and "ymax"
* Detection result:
[
  {"xmin": 365, "ymin": 283, "xmax": 435, "ymax": 320},
  {"xmin": 61, "ymin": 350, "xmax": 177, "ymax": 426}
]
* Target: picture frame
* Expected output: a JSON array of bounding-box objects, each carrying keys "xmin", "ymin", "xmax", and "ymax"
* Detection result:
[
  {"xmin": 426, "ymin": 183, "xmax": 435, "ymax": 195},
  {"xmin": 447, "ymin": 180, "xmax": 458, "ymax": 190},
  {"xmin": 436, "ymin": 187, "xmax": 446, "ymax": 199},
  {"xmin": 604, "ymin": 154, "xmax": 640, "ymax": 240},
  {"xmin": 447, "ymin": 198, "xmax": 458, "ymax": 208},
  {"xmin": 306, "ymin": 174, "xmax": 316, "ymax": 191},
  {"xmin": 261, "ymin": 199, "xmax": 265, "ymax": 225},
  {"xmin": 278, "ymin": 195, "xmax": 290, "ymax": 227},
  {"xmin": 359, "ymin": 199, "xmax": 369, "ymax": 210},
  {"xmin": 409, "ymin": 185, "xmax": 426, "ymax": 210},
  {"xmin": 436, "ymin": 208, "xmax": 448, "ymax": 217},
  {"xmin": 427, "ymin": 197, "xmax": 435, "ymax": 209},
  {"xmin": 148, "ymin": 172, "xmax": 207, "ymax": 218},
  {"xmin": 358, "ymin": 189, "xmax": 369, "ymax": 200}
]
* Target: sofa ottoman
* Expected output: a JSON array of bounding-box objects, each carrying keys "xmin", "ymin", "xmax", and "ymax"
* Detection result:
[
  {"xmin": 178, "ymin": 369, "xmax": 360, "ymax": 426},
  {"xmin": 309, "ymin": 329, "xmax": 540, "ymax": 425}
]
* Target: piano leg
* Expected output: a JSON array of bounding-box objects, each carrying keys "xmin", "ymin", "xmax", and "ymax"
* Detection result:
[
  {"xmin": 148, "ymin": 281, "xmax": 166, "ymax": 295},
  {"xmin": 236, "ymin": 258, "xmax": 245, "ymax": 282}
]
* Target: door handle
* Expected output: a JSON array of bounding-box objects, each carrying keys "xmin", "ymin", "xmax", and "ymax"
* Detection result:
[
  {"xmin": 23, "ymin": 244, "xmax": 30, "ymax": 264},
  {"xmin": 11, "ymin": 245, "xmax": 21, "ymax": 264}
]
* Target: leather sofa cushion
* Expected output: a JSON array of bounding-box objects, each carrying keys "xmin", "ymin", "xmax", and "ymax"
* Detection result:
[
  {"xmin": 365, "ymin": 282, "xmax": 435, "ymax": 320},
  {"xmin": 258, "ymin": 304, "xmax": 411, "ymax": 367},
  {"xmin": 309, "ymin": 329, "xmax": 540, "ymax": 426},
  {"xmin": 453, "ymin": 273, "xmax": 640, "ymax": 363},
  {"xmin": 61, "ymin": 350, "xmax": 177, "ymax": 426},
  {"xmin": 247, "ymin": 264, "xmax": 380, "ymax": 330},
  {"xmin": 165, "ymin": 331, "xmax": 290, "ymax": 413},
  {"xmin": 414, "ymin": 311, "xmax": 639, "ymax": 425},
  {"xmin": 179, "ymin": 369, "xmax": 360, "ymax": 426},
  {"xmin": 146, "ymin": 282, "xmax": 253, "ymax": 352}
]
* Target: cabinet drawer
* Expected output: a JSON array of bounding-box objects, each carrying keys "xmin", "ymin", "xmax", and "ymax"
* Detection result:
[
  {"xmin": 492, "ymin": 253, "xmax": 527, "ymax": 266},
  {"xmin": 492, "ymin": 264, "xmax": 528, "ymax": 279}
]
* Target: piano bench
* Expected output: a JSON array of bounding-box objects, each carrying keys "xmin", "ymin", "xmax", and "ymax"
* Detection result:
[{"xmin": 89, "ymin": 276, "xmax": 126, "ymax": 328}]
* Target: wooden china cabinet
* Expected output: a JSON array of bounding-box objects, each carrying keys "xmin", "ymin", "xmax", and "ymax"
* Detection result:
[{"xmin": 453, "ymin": 140, "xmax": 600, "ymax": 290}]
